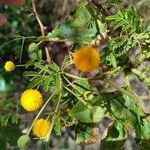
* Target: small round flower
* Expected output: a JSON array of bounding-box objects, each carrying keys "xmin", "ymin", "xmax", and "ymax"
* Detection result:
[
  {"xmin": 73, "ymin": 46, "xmax": 100, "ymax": 72},
  {"xmin": 32, "ymin": 118, "xmax": 50, "ymax": 138},
  {"xmin": 20, "ymin": 89, "xmax": 43, "ymax": 112},
  {"xmin": 4, "ymin": 61, "xmax": 15, "ymax": 72}
]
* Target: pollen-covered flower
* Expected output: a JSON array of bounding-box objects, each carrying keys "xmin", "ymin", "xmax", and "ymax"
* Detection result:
[
  {"xmin": 20, "ymin": 89, "xmax": 43, "ymax": 112},
  {"xmin": 73, "ymin": 46, "xmax": 100, "ymax": 72},
  {"xmin": 4, "ymin": 61, "xmax": 15, "ymax": 72},
  {"xmin": 32, "ymin": 119, "xmax": 50, "ymax": 138}
]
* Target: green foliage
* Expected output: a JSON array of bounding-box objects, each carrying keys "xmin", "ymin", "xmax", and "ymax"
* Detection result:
[
  {"xmin": 54, "ymin": 118, "xmax": 61, "ymax": 136},
  {"xmin": 75, "ymin": 123, "xmax": 93, "ymax": 144},
  {"xmin": 73, "ymin": 78, "xmax": 97, "ymax": 96},
  {"xmin": 0, "ymin": 75, "xmax": 12, "ymax": 92},
  {"xmin": 132, "ymin": 68, "xmax": 150, "ymax": 86},
  {"xmin": 69, "ymin": 102, "xmax": 105, "ymax": 123},
  {"xmin": 0, "ymin": 124, "xmax": 22, "ymax": 149},
  {"xmin": 106, "ymin": 121, "xmax": 127, "ymax": 141},
  {"xmin": 0, "ymin": 0, "xmax": 150, "ymax": 149},
  {"xmin": 106, "ymin": 7, "xmax": 141, "ymax": 33},
  {"xmin": 48, "ymin": 2, "xmax": 106, "ymax": 43},
  {"xmin": 23, "ymin": 60, "xmax": 60, "ymax": 92}
]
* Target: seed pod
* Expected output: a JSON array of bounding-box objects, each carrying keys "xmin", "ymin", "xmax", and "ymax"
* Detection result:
[{"xmin": 28, "ymin": 43, "xmax": 39, "ymax": 52}]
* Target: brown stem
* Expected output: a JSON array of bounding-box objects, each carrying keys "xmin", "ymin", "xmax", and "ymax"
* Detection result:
[
  {"xmin": 45, "ymin": 47, "xmax": 51, "ymax": 63},
  {"xmin": 0, "ymin": 108, "xmax": 10, "ymax": 115},
  {"xmin": 31, "ymin": 0, "xmax": 51, "ymax": 62}
]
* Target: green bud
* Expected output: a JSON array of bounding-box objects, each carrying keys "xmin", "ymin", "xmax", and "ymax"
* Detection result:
[
  {"xmin": 28, "ymin": 43, "xmax": 38, "ymax": 52},
  {"xmin": 17, "ymin": 135, "xmax": 30, "ymax": 149}
]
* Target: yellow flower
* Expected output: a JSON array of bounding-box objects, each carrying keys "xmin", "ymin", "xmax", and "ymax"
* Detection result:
[
  {"xmin": 73, "ymin": 46, "xmax": 100, "ymax": 72},
  {"xmin": 4, "ymin": 61, "xmax": 15, "ymax": 72},
  {"xmin": 32, "ymin": 118, "xmax": 50, "ymax": 138},
  {"xmin": 20, "ymin": 89, "xmax": 43, "ymax": 112}
]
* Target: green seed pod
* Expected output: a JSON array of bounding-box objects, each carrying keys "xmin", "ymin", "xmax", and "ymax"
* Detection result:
[
  {"xmin": 28, "ymin": 43, "xmax": 39, "ymax": 52},
  {"xmin": 17, "ymin": 135, "xmax": 30, "ymax": 149}
]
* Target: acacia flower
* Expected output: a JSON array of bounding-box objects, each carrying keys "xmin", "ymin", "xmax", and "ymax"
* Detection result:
[
  {"xmin": 73, "ymin": 46, "xmax": 100, "ymax": 72},
  {"xmin": 32, "ymin": 118, "xmax": 50, "ymax": 138},
  {"xmin": 20, "ymin": 89, "xmax": 43, "ymax": 112},
  {"xmin": 4, "ymin": 61, "xmax": 15, "ymax": 72}
]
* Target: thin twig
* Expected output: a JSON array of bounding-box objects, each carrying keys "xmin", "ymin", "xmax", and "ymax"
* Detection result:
[
  {"xmin": 26, "ymin": 91, "xmax": 57, "ymax": 136},
  {"xmin": 31, "ymin": 0, "xmax": 45, "ymax": 36},
  {"xmin": 31, "ymin": 0, "xmax": 51, "ymax": 62},
  {"xmin": 0, "ymin": 108, "xmax": 10, "ymax": 115},
  {"xmin": 19, "ymin": 37, "xmax": 25, "ymax": 63}
]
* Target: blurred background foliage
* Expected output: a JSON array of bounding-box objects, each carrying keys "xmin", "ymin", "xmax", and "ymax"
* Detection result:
[{"xmin": 0, "ymin": 0, "xmax": 150, "ymax": 149}]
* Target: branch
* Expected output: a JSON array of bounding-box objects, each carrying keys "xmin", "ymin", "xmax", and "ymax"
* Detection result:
[
  {"xmin": 0, "ymin": 108, "xmax": 10, "ymax": 115},
  {"xmin": 31, "ymin": 0, "xmax": 51, "ymax": 62}
]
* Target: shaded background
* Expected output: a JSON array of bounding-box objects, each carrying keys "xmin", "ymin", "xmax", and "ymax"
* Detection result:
[{"xmin": 0, "ymin": 0, "xmax": 150, "ymax": 149}]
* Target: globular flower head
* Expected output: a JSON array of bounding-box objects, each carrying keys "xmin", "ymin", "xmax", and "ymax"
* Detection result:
[
  {"xmin": 20, "ymin": 89, "xmax": 43, "ymax": 112},
  {"xmin": 4, "ymin": 61, "xmax": 15, "ymax": 72},
  {"xmin": 32, "ymin": 118, "xmax": 50, "ymax": 138},
  {"xmin": 73, "ymin": 46, "xmax": 100, "ymax": 72}
]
